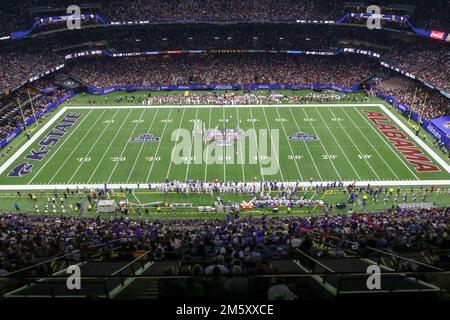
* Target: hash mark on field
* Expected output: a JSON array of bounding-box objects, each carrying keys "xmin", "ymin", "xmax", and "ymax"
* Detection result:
[
  {"xmin": 287, "ymin": 106, "xmax": 323, "ymax": 181},
  {"xmin": 235, "ymin": 107, "xmax": 246, "ymax": 181},
  {"xmin": 126, "ymin": 108, "xmax": 160, "ymax": 183},
  {"xmin": 273, "ymin": 107, "xmax": 302, "ymax": 180},
  {"xmin": 185, "ymin": 107, "xmax": 199, "ymax": 181},
  {"xmin": 248, "ymin": 107, "xmax": 265, "ymax": 182},
  {"xmin": 67, "ymin": 109, "xmax": 121, "ymax": 183},
  {"xmin": 87, "ymin": 109, "xmax": 134, "ymax": 183},
  {"xmin": 298, "ymin": 107, "xmax": 342, "ymax": 180},
  {"xmin": 313, "ymin": 108, "xmax": 361, "ymax": 180},
  {"xmin": 146, "ymin": 108, "xmax": 174, "ymax": 182},
  {"xmin": 204, "ymin": 107, "xmax": 213, "ymax": 182},
  {"xmin": 327, "ymin": 107, "xmax": 380, "ymax": 179},
  {"xmin": 261, "ymin": 106, "xmax": 284, "ymax": 181},
  {"xmin": 353, "ymin": 107, "xmax": 420, "ymax": 180},
  {"xmin": 107, "ymin": 108, "xmax": 147, "ymax": 183},
  {"xmin": 340, "ymin": 107, "xmax": 400, "ymax": 180},
  {"xmin": 165, "ymin": 107, "xmax": 186, "ymax": 180}
]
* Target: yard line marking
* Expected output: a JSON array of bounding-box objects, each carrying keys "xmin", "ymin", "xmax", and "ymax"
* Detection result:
[
  {"xmin": 165, "ymin": 107, "xmax": 186, "ymax": 180},
  {"xmin": 340, "ymin": 107, "xmax": 400, "ymax": 180},
  {"xmin": 29, "ymin": 109, "xmax": 94, "ymax": 184},
  {"xmin": 261, "ymin": 106, "xmax": 285, "ymax": 181},
  {"xmin": 48, "ymin": 109, "xmax": 108, "ymax": 184},
  {"xmin": 248, "ymin": 107, "xmax": 265, "ymax": 182},
  {"xmin": 312, "ymin": 107, "xmax": 361, "ymax": 180},
  {"xmin": 86, "ymin": 109, "xmax": 133, "ymax": 183},
  {"xmin": 204, "ymin": 107, "xmax": 212, "ymax": 182},
  {"xmin": 106, "ymin": 108, "xmax": 147, "ymax": 183},
  {"xmin": 354, "ymin": 107, "xmax": 420, "ymax": 180},
  {"xmin": 235, "ymin": 107, "xmax": 246, "ymax": 182},
  {"xmin": 185, "ymin": 107, "xmax": 199, "ymax": 181},
  {"xmin": 273, "ymin": 107, "xmax": 303, "ymax": 180},
  {"xmin": 146, "ymin": 108, "xmax": 174, "ymax": 182},
  {"xmin": 326, "ymin": 107, "xmax": 380, "ymax": 180},
  {"xmin": 67, "ymin": 109, "xmax": 121, "ymax": 183},
  {"xmin": 297, "ymin": 107, "xmax": 342, "ymax": 181},
  {"xmin": 287, "ymin": 106, "xmax": 323, "ymax": 181},
  {"xmin": 126, "ymin": 108, "xmax": 160, "ymax": 183}
]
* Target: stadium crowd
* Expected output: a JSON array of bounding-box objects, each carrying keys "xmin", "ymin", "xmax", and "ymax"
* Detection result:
[
  {"xmin": 375, "ymin": 76, "xmax": 450, "ymax": 120},
  {"xmin": 0, "ymin": 206, "xmax": 448, "ymax": 275},
  {"xmin": 68, "ymin": 54, "xmax": 378, "ymax": 88},
  {"xmin": 384, "ymin": 47, "xmax": 450, "ymax": 92},
  {"xmin": 0, "ymin": 50, "xmax": 62, "ymax": 93},
  {"xmin": 0, "ymin": 84, "xmax": 69, "ymax": 141}
]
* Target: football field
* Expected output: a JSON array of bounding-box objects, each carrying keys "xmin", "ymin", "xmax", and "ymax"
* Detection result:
[{"xmin": 0, "ymin": 103, "xmax": 449, "ymax": 189}]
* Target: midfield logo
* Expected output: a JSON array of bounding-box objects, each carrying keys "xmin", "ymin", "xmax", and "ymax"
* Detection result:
[
  {"xmin": 288, "ymin": 132, "xmax": 319, "ymax": 141},
  {"xmin": 129, "ymin": 134, "xmax": 160, "ymax": 143},
  {"xmin": 444, "ymin": 121, "xmax": 450, "ymax": 129}
]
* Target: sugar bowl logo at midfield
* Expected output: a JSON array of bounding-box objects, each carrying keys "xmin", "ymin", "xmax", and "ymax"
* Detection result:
[
  {"xmin": 129, "ymin": 134, "xmax": 160, "ymax": 143},
  {"xmin": 288, "ymin": 132, "xmax": 319, "ymax": 141},
  {"xmin": 8, "ymin": 113, "xmax": 82, "ymax": 177}
]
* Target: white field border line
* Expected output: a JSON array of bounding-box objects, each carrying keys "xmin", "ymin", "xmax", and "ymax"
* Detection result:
[
  {"xmin": 184, "ymin": 107, "xmax": 199, "ymax": 181},
  {"xmin": 0, "ymin": 180, "xmax": 449, "ymax": 191},
  {"xmin": 48, "ymin": 109, "xmax": 108, "ymax": 184},
  {"xmin": 87, "ymin": 109, "xmax": 134, "ymax": 183},
  {"xmin": 379, "ymin": 104, "xmax": 450, "ymax": 174},
  {"xmin": 327, "ymin": 107, "xmax": 380, "ymax": 179},
  {"xmin": 352, "ymin": 106, "xmax": 418, "ymax": 180},
  {"xmin": 287, "ymin": 106, "xmax": 323, "ymax": 181},
  {"xmin": 28, "ymin": 109, "xmax": 95, "ymax": 184},
  {"xmin": 126, "ymin": 108, "xmax": 160, "ymax": 183},
  {"xmin": 340, "ymin": 107, "xmax": 400, "ymax": 180},
  {"xmin": 235, "ymin": 107, "xmax": 246, "ymax": 181},
  {"xmin": 273, "ymin": 106, "xmax": 303, "ymax": 180},
  {"xmin": 106, "ymin": 108, "xmax": 147, "ymax": 183},
  {"xmin": 67, "ymin": 109, "xmax": 121, "ymax": 183}
]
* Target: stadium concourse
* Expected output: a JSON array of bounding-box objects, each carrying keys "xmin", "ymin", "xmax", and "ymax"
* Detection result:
[{"xmin": 0, "ymin": 0, "xmax": 449, "ymax": 303}]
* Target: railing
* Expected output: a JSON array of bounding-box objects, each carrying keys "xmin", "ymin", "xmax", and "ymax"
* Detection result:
[{"xmin": 1, "ymin": 271, "xmax": 446, "ymax": 299}]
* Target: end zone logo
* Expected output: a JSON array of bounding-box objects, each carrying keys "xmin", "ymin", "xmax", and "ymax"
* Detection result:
[
  {"xmin": 8, "ymin": 113, "xmax": 82, "ymax": 177},
  {"xmin": 364, "ymin": 111, "xmax": 440, "ymax": 172}
]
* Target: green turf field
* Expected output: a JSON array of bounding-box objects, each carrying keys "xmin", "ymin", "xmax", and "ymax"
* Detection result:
[{"xmin": 0, "ymin": 97, "xmax": 449, "ymax": 188}]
